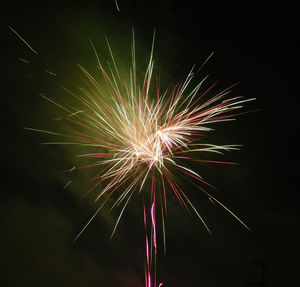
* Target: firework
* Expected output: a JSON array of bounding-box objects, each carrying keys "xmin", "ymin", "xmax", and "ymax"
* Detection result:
[{"xmin": 20, "ymin": 30, "xmax": 254, "ymax": 286}]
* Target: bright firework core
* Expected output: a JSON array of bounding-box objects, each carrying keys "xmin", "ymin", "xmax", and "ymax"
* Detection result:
[{"xmin": 131, "ymin": 128, "xmax": 176, "ymax": 167}]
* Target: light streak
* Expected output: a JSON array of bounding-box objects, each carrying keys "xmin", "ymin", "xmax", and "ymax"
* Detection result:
[{"xmin": 9, "ymin": 26, "xmax": 38, "ymax": 55}]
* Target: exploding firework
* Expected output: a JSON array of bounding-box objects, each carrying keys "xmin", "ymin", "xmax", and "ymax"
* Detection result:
[{"xmin": 19, "ymin": 30, "xmax": 254, "ymax": 286}]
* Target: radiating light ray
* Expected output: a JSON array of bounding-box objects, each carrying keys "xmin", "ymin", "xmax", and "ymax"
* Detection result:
[
  {"xmin": 114, "ymin": 0, "xmax": 120, "ymax": 12},
  {"xmin": 18, "ymin": 58, "xmax": 30, "ymax": 63},
  {"xmin": 45, "ymin": 69, "xmax": 57, "ymax": 76},
  {"xmin": 63, "ymin": 180, "xmax": 72, "ymax": 190},
  {"xmin": 9, "ymin": 26, "xmax": 38, "ymax": 55}
]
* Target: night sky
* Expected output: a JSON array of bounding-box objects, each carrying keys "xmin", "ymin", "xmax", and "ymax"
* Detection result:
[{"xmin": 1, "ymin": 1, "xmax": 299, "ymax": 286}]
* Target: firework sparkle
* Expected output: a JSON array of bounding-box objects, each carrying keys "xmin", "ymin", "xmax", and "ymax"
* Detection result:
[{"xmin": 18, "ymin": 29, "xmax": 255, "ymax": 286}]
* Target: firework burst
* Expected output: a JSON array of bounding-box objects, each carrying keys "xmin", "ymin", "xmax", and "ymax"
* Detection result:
[{"xmin": 22, "ymin": 31, "xmax": 254, "ymax": 286}]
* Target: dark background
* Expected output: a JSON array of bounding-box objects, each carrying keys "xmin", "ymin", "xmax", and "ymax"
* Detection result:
[{"xmin": 1, "ymin": 1, "xmax": 299, "ymax": 286}]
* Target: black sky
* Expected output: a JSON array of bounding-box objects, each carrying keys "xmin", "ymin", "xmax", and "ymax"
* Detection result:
[{"xmin": 1, "ymin": 1, "xmax": 299, "ymax": 286}]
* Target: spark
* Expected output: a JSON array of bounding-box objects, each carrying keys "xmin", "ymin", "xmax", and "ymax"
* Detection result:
[
  {"xmin": 63, "ymin": 180, "xmax": 72, "ymax": 190},
  {"xmin": 45, "ymin": 69, "xmax": 57, "ymax": 76},
  {"xmin": 18, "ymin": 58, "xmax": 30, "ymax": 64},
  {"xmin": 114, "ymin": 0, "xmax": 120, "ymax": 12},
  {"xmin": 9, "ymin": 26, "xmax": 38, "ymax": 55}
]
